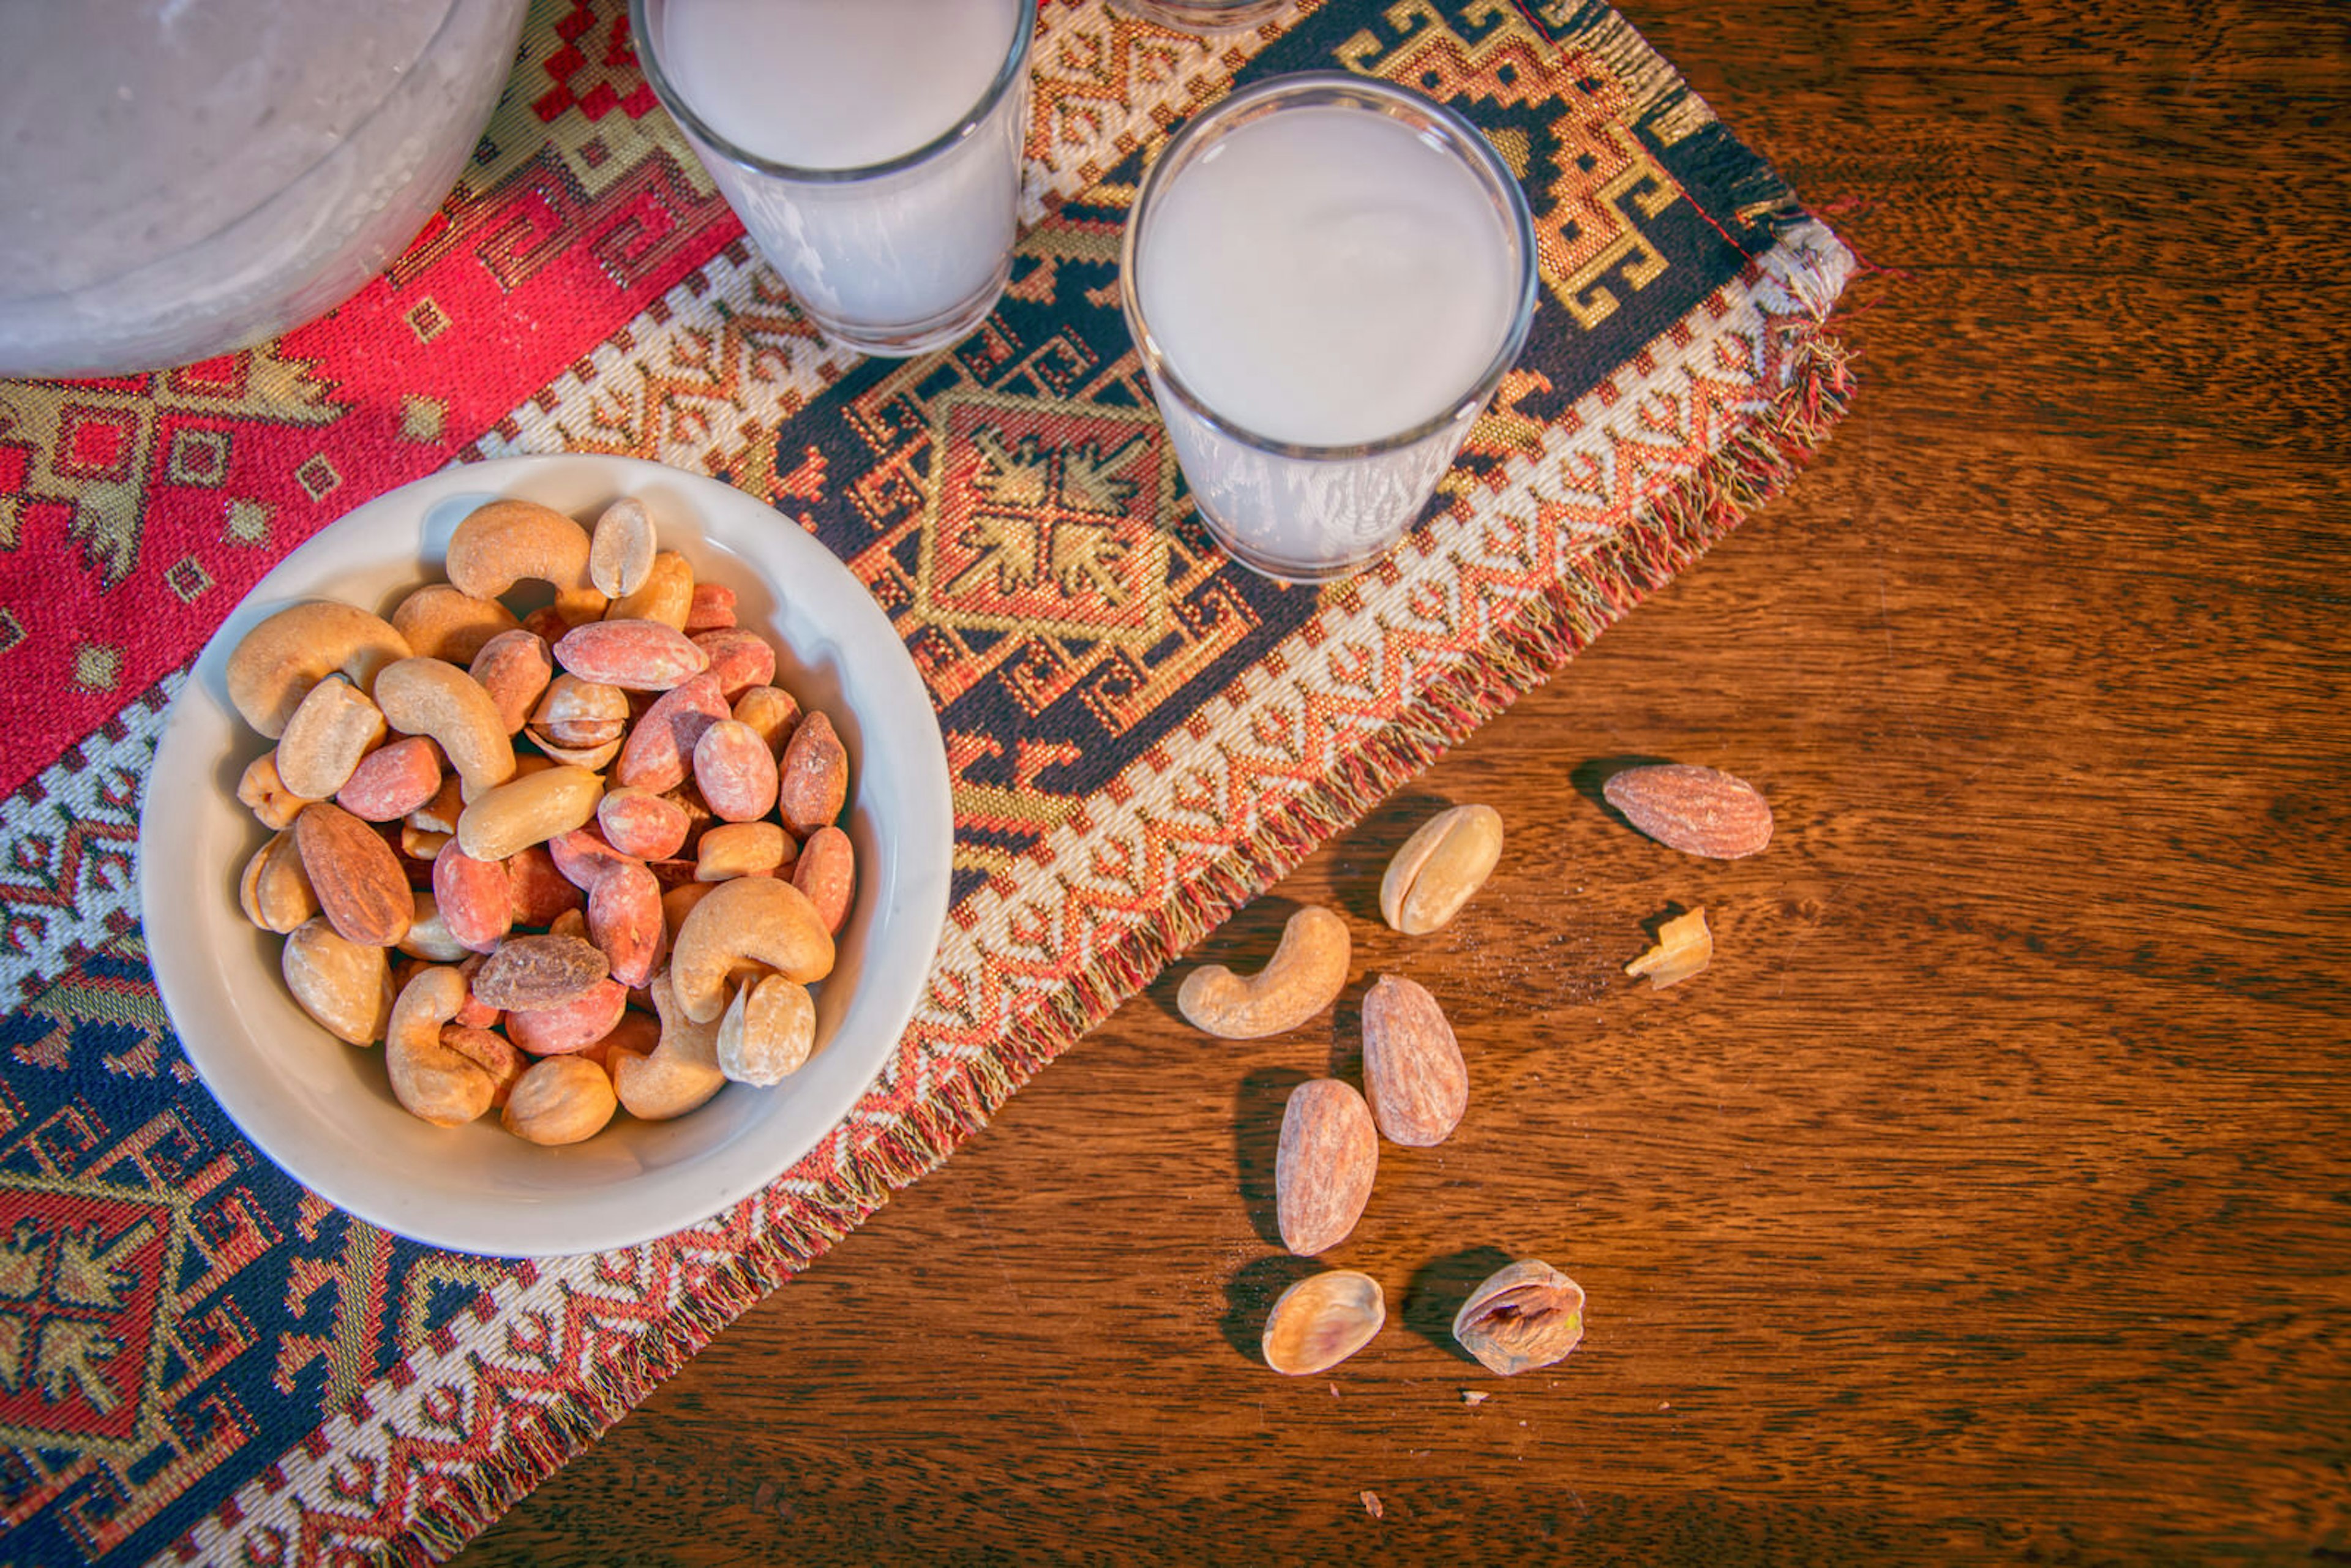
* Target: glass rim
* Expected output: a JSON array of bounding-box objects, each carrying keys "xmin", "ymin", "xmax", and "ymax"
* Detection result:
[
  {"xmin": 628, "ymin": 0, "xmax": 1038, "ymax": 184},
  {"xmin": 1120, "ymin": 70, "xmax": 1541, "ymax": 463}
]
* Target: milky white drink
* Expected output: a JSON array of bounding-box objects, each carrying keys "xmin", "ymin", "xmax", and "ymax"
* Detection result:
[
  {"xmin": 1129, "ymin": 80, "xmax": 1531, "ymax": 579},
  {"xmin": 645, "ymin": 0, "xmax": 1030, "ymax": 353}
]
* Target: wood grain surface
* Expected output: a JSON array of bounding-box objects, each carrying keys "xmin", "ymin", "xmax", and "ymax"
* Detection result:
[{"xmin": 459, "ymin": 1, "xmax": 2351, "ymax": 1561}]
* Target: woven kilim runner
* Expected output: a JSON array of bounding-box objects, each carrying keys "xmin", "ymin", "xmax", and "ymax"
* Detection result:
[{"xmin": 0, "ymin": 1, "xmax": 1853, "ymax": 1561}]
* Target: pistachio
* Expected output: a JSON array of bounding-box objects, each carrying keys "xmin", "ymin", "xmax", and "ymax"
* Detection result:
[{"xmin": 1452, "ymin": 1259, "xmax": 1585, "ymax": 1376}]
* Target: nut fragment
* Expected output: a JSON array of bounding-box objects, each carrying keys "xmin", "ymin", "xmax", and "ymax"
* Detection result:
[
  {"xmin": 684, "ymin": 582, "xmax": 737, "ymax": 633},
  {"xmin": 274, "ymin": 677, "xmax": 388, "ymax": 800},
  {"xmin": 1262, "ymin": 1270, "xmax": 1385, "ymax": 1376},
  {"xmin": 1379, "ymin": 804, "xmax": 1504, "ymax": 936},
  {"xmin": 238, "ymin": 750, "xmax": 317, "ymax": 830},
  {"xmin": 281, "ymin": 917, "xmax": 392, "ymax": 1044},
  {"xmin": 294, "ymin": 803, "xmax": 413, "ymax": 948},
  {"xmin": 1624, "ymin": 907, "xmax": 1711, "ymax": 989},
  {"xmin": 1274, "ymin": 1078, "xmax": 1378, "ymax": 1256},
  {"xmin": 1177, "ymin": 906, "xmax": 1349, "ymax": 1040},
  {"xmin": 1452, "ymin": 1259, "xmax": 1585, "ymax": 1376},
  {"xmin": 1360, "ymin": 974, "xmax": 1468, "ymax": 1147},
  {"xmin": 588, "ymin": 496, "xmax": 657, "ymax": 599},
  {"xmin": 1602, "ymin": 763, "xmax": 1773, "ymax": 859},
  {"xmin": 469, "ymin": 933, "xmax": 610, "ymax": 1012},
  {"xmin": 714, "ymin": 972, "xmax": 817, "ymax": 1085}
]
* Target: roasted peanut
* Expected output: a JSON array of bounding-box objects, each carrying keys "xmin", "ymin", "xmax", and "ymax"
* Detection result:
[
  {"xmin": 225, "ymin": 601, "xmax": 411, "ymax": 738},
  {"xmin": 468, "ymin": 628, "xmax": 554, "ymax": 736},
  {"xmin": 695, "ymin": 820, "xmax": 789, "ymax": 882},
  {"xmin": 791, "ymin": 825, "xmax": 854, "ymax": 936},
  {"xmin": 716, "ymin": 972, "xmax": 817, "ymax": 1086},
  {"xmin": 777, "ymin": 710, "xmax": 847, "ymax": 836},
  {"xmin": 392, "ymin": 583, "xmax": 522, "ymax": 664},
  {"xmin": 505, "ymin": 976, "xmax": 629, "ymax": 1056},
  {"xmin": 554, "ymin": 619, "xmax": 708, "ymax": 692},
  {"xmin": 597, "ymin": 787, "xmax": 690, "ymax": 860},
  {"xmin": 731, "ymin": 685, "xmax": 801, "ymax": 757},
  {"xmin": 239, "ymin": 830, "xmax": 317, "ymax": 933},
  {"xmin": 385, "ymin": 966, "xmax": 497, "ymax": 1126},
  {"xmin": 1177, "ymin": 906, "xmax": 1349, "ymax": 1040},
  {"xmin": 691, "ymin": 629, "xmax": 776, "ymax": 703},
  {"xmin": 1379, "ymin": 804, "xmax": 1503, "ymax": 936},
  {"xmin": 396, "ymin": 890, "xmax": 471, "ymax": 962},
  {"xmin": 336, "ymin": 736, "xmax": 444, "ymax": 822},
  {"xmin": 373, "ymin": 656, "xmax": 516, "ymax": 799},
  {"xmin": 684, "ymin": 582, "xmax": 737, "ymax": 633},
  {"xmin": 455, "ymin": 765, "xmax": 603, "ymax": 863},
  {"xmin": 274, "ymin": 676, "xmax": 386, "ymax": 800},
  {"xmin": 238, "ymin": 749, "xmax": 317, "ymax": 830},
  {"xmin": 282, "ymin": 916, "xmax": 394, "ymax": 1045},
  {"xmin": 606, "ymin": 548, "xmax": 693, "ymax": 629},
  {"xmin": 671, "ymin": 875, "xmax": 836, "ymax": 1022},
  {"xmin": 588, "ymin": 496, "xmax": 657, "ymax": 599},
  {"xmin": 692, "ymin": 719, "xmax": 779, "ymax": 822},
  {"xmin": 502, "ymin": 1055, "xmax": 618, "ymax": 1145},
  {"xmin": 432, "ymin": 841, "xmax": 513, "ymax": 955},
  {"xmin": 504, "ymin": 843, "xmax": 583, "ymax": 927},
  {"xmin": 588, "ymin": 860, "xmax": 667, "ymax": 989}
]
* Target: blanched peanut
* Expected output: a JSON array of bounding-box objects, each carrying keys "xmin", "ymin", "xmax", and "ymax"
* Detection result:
[
  {"xmin": 402, "ymin": 824, "xmax": 452, "ymax": 861},
  {"xmin": 274, "ymin": 677, "xmax": 386, "ymax": 799},
  {"xmin": 778, "ymin": 710, "xmax": 847, "ymax": 836},
  {"xmin": 468, "ymin": 629, "xmax": 554, "ymax": 736},
  {"xmin": 431, "ymin": 841, "xmax": 512, "ymax": 954},
  {"xmin": 503, "ymin": 1056, "xmax": 617, "ymax": 1145},
  {"xmin": 716, "ymin": 972, "xmax": 817, "ymax": 1086},
  {"xmin": 239, "ymin": 830, "xmax": 317, "ymax": 933},
  {"xmin": 671, "ymin": 875, "xmax": 835, "ymax": 1022},
  {"xmin": 373, "ymin": 656, "xmax": 516, "ymax": 799},
  {"xmin": 598, "ymin": 787, "xmax": 689, "ymax": 860},
  {"xmin": 731, "ymin": 685, "xmax": 801, "ymax": 758},
  {"xmin": 238, "ymin": 749, "xmax": 317, "ymax": 830},
  {"xmin": 225, "ymin": 601, "xmax": 411, "ymax": 739},
  {"xmin": 386, "ymin": 966, "xmax": 495, "ymax": 1126},
  {"xmin": 691, "ymin": 629, "xmax": 776, "ymax": 702},
  {"xmin": 456, "ymin": 765, "xmax": 602, "ymax": 862},
  {"xmin": 696, "ymin": 821, "xmax": 789, "ymax": 882},
  {"xmin": 392, "ymin": 583, "xmax": 521, "ymax": 664},
  {"xmin": 589, "ymin": 496, "xmax": 657, "ymax": 599},
  {"xmin": 791, "ymin": 825, "xmax": 854, "ymax": 936},
  {"xmin": 336, "ymin": 736, "xmax": 443, "ymax": 822},
  {"xmin": 505, "ymin": 977, "xmax": 628, "ymax": 1055},
  {"xmin": 692, "ymin": 719, "xmax": 779, "ymax": 822},
  {"xmin": 606, "ymin": 549, "xmax": 692, "ymax": 629},
  {"xmin": 588, "ymin": 861, "xmax": 667, "ymax": 989},
  {"xmin": 282, "ymin": 917, "xmax": 392, "ymax": 1044},
  {"xmin": 615, "ymin": 672, "xmax": 727, "ymax": 793}
]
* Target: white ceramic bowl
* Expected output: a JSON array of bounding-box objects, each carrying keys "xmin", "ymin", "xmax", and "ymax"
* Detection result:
[{"xmin": 140, "ymin": 455, "xmax": 952, "ymax": 1256}]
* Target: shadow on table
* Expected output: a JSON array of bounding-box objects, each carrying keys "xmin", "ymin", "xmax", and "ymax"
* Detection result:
[
  {"xmin": 1217, "ymin": 1253, "xmax": 1323, "ymax": 1365},
  {"xmin": 1232, "ymin": 1065, "xmax": 1310, "ymax": 1248},
  {"xmin": 1570, "ymin": 754, "xmax": 1673, "ymax": 831},
  {"xmin": 1403, "ymin": 1244, "xmax": 1517, "ymax": 1362}
]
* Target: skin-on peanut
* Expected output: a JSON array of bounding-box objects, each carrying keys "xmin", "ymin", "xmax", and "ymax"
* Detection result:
[
  {"xmin": 503, "ymin": 1056, "xmax": 618, "ymax": 1145},
  {"xmin": 281, "ymin": 916, "xmax": 392, "ymax": 1044},
  {"xmin": 385, "ymin": 966, "xmax": 498, "ymax": 1127},
  {"xmin": 432, "ymin": 840, "xmax": 512, "ymax": 954},
  {"xmin": 614, "ymin": 671, "xmax": 727, "ymax": 793},
  {"xmin": 778, "ymin": 710, "xmax": 847, "ymax": 836},
  {"xmin": 1177, "ymin": 905, "xmax": 1351, "ymax": 1040},
  {"xmin": 392, "ymin": 583, "xmax": 522, "ymax": 664},
  {"xmin": 684, "ymin": 582, "xmax": 737, "ymax": 634},
  {"xmin": 691, "ymin": 629, "xmax": 776, "ymax": 703},
  {"xmin": 553, "ymin": 620, "xmax": 708, "ymax": 692},
  {"xmin": 504, "ymin": 843, "xmax": 583, "ymax": 927},
  {"xmin": 692, "ymin": 719, "xmax": 779, "ymax": 822},
  {"xmin": 225, "ymin": 601, "xmax": 411, "ymax": 738},
  {"xmin": 670, "ymin": 875, "xmax": 836, "ymax": 1023},
  {"xmin": 587, "ymin": 860, "xmax": 667, "ymax": 989},
  {"xmin": 791, "ymin": 825, "xmax": 854, "ymax": 936},
  {"xmin": 337, "ymin": 736, "xmax": 444, "ymax": 823},
  {"xmin": 505, "ymin": 976, "xmax": 629, "ymax": 1056},
  {"xmin": 598, "ymin": 787, "xmax": 690, "ymax": 860},
  {"xmin": 443, "ymin": 498, "xmax": 599, "ymax": 604},
  {"xmin": 612, "ymin": 970, "xmax": 727, "ymax": 1120},
  {"xmin": 274, "ymin": 676, "xmax": 388, "ymax": 800},
  {"xmin": 373, "ymin": 656, "xmax": 516, "ymax": 798},
  {"xmin": 468, "ymin": 628, "xmax": 554, "ymax": 736}
]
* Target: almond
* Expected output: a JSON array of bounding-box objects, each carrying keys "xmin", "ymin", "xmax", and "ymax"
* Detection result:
[
  {"xmin": 293, "ymin": 802, "xmax": 414, "ymax": 948},
  {"xmin": 1602, "ymin": 763, "xmax": 1773, "ymax": 859},
  {"xmin": 1274, "ymin": 1078, "xmax": 1378, "ymax": 1256},
  {"xmin": 1360, "ymin": 975, "xmax": 1468, "ymax": 1147}
]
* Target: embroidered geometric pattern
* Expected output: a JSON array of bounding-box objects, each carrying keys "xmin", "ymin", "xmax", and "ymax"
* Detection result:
[{"xmin": 0, "ymin": 2, "xmax": 1855, "ymax": 1562}]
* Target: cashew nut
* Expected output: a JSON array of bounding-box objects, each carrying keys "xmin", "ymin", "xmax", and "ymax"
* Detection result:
[
  {"xmin": 372, "ymin": 656, "xmax": 516, "ymax": 798},
  {"xmin": 391, "ymin": 583, "xmax": 522, "ymax": 664},
  {"xmin": 385, "ymin": 966, "xmax": 497, "ymax": 1127},
  {"xmin": 225, "ymin": 601, "xmax": 412, "ymax": 739},
  {"xmin": 716, "ymin": 972, "xmax": 817, "ymax": 1086},
  {"xmin": 1176, "ymin": 905, "xmax": 1351, "ymax": 1040},
  {"xmin": 443, "ymin": 498, "xmax": 599, "ymax": 604},
  {"xmin": 670, "ymin": 875, "xmax": 836, "ymax": 1023},
  {"xmin": 273, "ymin": 676, "xmax": 387, "ymax": 799},
  {"xmin": 281, "ymin": 915, "xmax": 392, "ymax": 1043},
  {"xmin": 612, "ymin": 970, "xmax": 726, "ymax": 1120},
  {"xmin": 502, "ymin": 1056, "xmax": 618, "ymax": 1145},
  {"xmin": 440, "ymin": 1024, "xmax": 523, "ymax": 1108}
]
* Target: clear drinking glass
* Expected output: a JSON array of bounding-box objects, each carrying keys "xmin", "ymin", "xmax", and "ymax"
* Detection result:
[
  {"xmin": 1111, "ymin": 0, "xmax": 1288, "ymax": 29},
  {"xmin": 631, "ymin": 0, "xmax": 1036, "ymax": 357},
  {"xmin": 1121, "ymin": 73, "xmax": 1538, "ymax": 583}
]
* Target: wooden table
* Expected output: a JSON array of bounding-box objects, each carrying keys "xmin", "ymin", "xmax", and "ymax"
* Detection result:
[{"xmin": 462, "ymin": 1, "xmax": 2351, "ymax": 1559}]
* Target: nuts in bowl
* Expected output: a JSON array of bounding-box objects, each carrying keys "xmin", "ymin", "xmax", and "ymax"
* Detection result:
[{"xmin": 141, "ymin": 456, "xmax": 953, "ymax": 1256}]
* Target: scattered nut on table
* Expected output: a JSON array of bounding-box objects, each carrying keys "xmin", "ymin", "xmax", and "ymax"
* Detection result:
[
  {"xmin": 1262, "ymin": 1269, "xmax": 1385, "ymax": 1375},
  {"xmin": 1452, "ymin": 1259, "xmax": 1586, "ymax": 1376},
  {"xmin": 1177, "ymin": 904, "xmax": 1349, "ymax": 1040}
]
